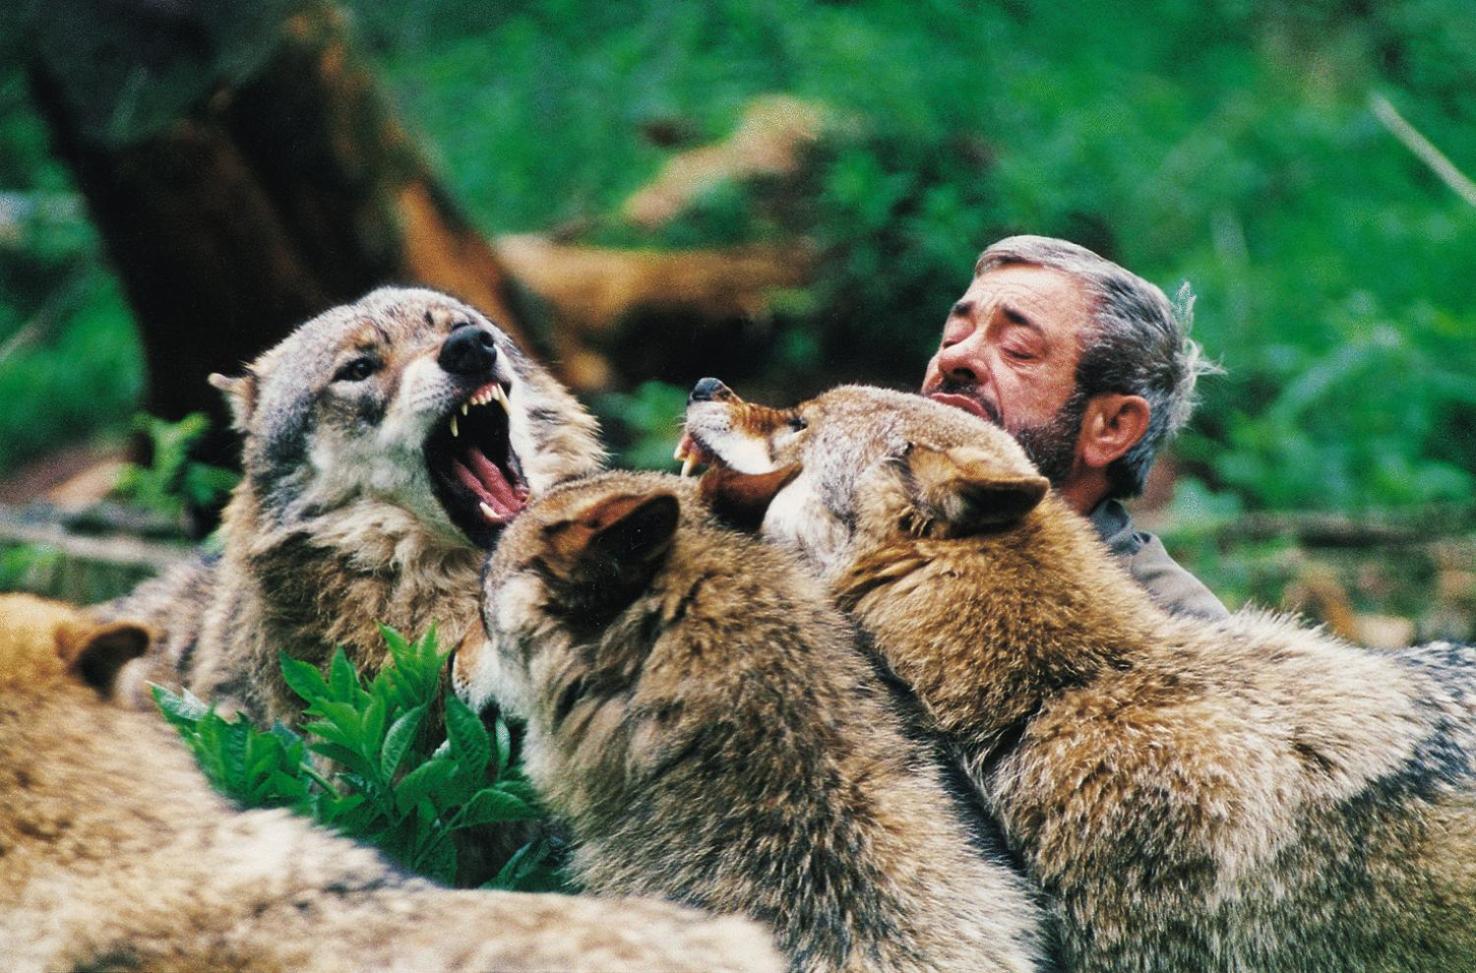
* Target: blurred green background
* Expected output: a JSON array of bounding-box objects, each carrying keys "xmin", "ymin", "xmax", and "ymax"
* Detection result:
[{"xmin": 1, "ymin": 0, "xmax": 1473, "ymax": 624}]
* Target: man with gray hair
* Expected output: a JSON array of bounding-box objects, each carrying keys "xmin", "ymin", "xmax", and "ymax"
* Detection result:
[{"xmin": 921, "ymin": 235, "xmax": 1228, "ymax": 619}]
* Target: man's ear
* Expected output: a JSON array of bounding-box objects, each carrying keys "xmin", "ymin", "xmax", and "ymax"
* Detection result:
[
  {"xmin": 908, "ymin": 444, "xmax": 1049, "ymax": 536},
  {"xmin": 1078, "ymin": 393, "xmax": 1150, "ymax": 470},
  {"xmin": 546, "ymin": 492, "xmax": 681, "ymax": 613},
  {"xmin": 56, "ymin": 620, "xmax": 152, "ymax": 698},
  {"xmin": 208, "ymin": 369, "xmax": 257, "ymax": 432},
  {"xmin": 699, "ymin": 463, "xmax": 801, "ymax": 531}
]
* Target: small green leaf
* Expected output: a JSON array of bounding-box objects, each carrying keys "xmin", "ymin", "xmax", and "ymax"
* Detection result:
[
  {"xmin": 456, "ymin": 786, "xmax": 542, "ymax": 827},
  {"xmin": 308, "ymin": 741, "xmax": 373, "ymax": 778},
  {"xmin": 445, "ymin": 694, "xmax": 491, "ymax": 778},
  {"xmin": 329, "ymin": 649, "xmax": 360, "ymax": 702},
  {"xmin": 378, "ymin": 624, "xmax": 411, "ymax": 661},
  {"xmin": 280, "ymin": 653, "xmax": 329, "ymax": 703},
  {"xmin": 484, "ymin": 838, "xmax": 570, "ymax": 893},
  {"xmin": 380, "ymin": 704, "xmax": 427, "ymax": 780},
  {"xmin": 152, "ymin": 685, "xmax": 206, "ymax": 729},
  {"xmin": 361, "ymin": 695, "xmax": 388, "ymax": 750},
  {"xmin": 395, "ymin": 757, "xmax": 454, "ymax": 813},
  {"xmin": 493, "ymin": 718, "xmax": 512, "ymax": 777},
  {"xmin": 302, "ymin": 717, "xmax": 361, "ymax": 753},
  {"xmin": 493, "ymin": 775, "xmax": 541, "ymax": 806}
]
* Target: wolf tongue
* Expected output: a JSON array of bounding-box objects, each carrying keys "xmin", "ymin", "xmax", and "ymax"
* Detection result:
[{"xmin": 461, "ymin": 446, "xmax": 527, "ymax": 516}]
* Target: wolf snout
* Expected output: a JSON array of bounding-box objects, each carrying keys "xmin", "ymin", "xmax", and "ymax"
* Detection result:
[
  {"xmin": 689, "ymin": 377, "xmax": 735, "ymax": 404},
  {"xmin": 439, "ymin": 325, "xmax": 498, "ymax": 377}
]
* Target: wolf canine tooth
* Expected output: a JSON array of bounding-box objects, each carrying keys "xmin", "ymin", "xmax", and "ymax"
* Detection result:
[
  {"xmin": 673, "ymin": 443, "xmax": 688, "ymax": 463},
  {"xmin": 450, "ymin": 414, "xmax": 459, "ymax": 438},
  {"xmin": 490, "ymin": 384, "xmax": 509, "ymax": 410},
  {"xmin": 478, "ymin": 501, "xmax": 499, "ymax": 523},
  {"xmin": 461, "ymin": 403, "xmax": 469, "ymax": 416},
  {"xmin": 680, "ymin": 456, "xmax": 697, "ymax": 478}
]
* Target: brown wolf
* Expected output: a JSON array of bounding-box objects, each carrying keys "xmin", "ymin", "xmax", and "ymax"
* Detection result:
[
  {"xmin": 0, "ymin": 593, "xmax": 782, "ymax": 973},
  {"xmin": 453, "ymin": 470, "xmax": 1048, "ymax": 973},
  {"xmin": 101, "ymin": 287, "xmax": 604, "ymax": 723},
  {"xmin": 682, "ymin": 381, "xmax": 1476, "ymax": 973}
]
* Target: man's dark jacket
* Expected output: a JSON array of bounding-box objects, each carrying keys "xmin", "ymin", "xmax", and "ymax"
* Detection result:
[{"xmin": 1090, "ymin": 499, "xmax": 1229, "ymax": 621}]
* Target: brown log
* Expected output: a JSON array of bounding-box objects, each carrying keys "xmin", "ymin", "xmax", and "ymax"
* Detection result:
[{"xmin": 495, "ymin": 235, "xmax": 811, "ymax": 388}]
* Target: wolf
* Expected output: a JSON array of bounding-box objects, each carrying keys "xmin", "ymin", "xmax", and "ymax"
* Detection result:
[
  {"xmin": 681, "ymin": 380, "xmax": 1476, "ymax": 973},
  {"xmin": 0, "ymin": 593, "xmax": 783, "ymax": 973},
  {"xmin": 453, "ymin": 470, "xmax": 1048, "ymax": 973},
  {"xmin": 102, "ymin": 287, "xmax": 604, "ymax": 724}
]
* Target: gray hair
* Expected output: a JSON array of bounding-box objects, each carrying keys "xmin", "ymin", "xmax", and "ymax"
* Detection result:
[{"xmin": 975, "ymin": 235, "xmax": 1217, "ymax": 499}]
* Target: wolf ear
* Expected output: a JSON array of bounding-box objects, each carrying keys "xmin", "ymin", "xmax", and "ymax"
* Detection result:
[
  {"xmin": 907, "ymin": 444, "xmax": 1048, "ymax": 536},
  {"xmin": 208, "ymin": 370, "xmax": 257, "ymax": 432},
  {"xmin": 547, "ymin": 492, "xmax": 681, "ymax": 611},
  {"xmin": 699, "ymin": 463, "xmax": 801, "ymax": 531},
  {"xmin": 56, "ymin": 619, "xmax": 151, "ymax": 698}
]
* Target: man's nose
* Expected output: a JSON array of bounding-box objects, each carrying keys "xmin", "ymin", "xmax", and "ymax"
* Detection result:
[
  {"xmin": 934, "ymin": 333, "xmax": 984, "ymax": 385},
  {"xmin": 439, "ymin": 325, "xmax": 498, "ymax": 376}
]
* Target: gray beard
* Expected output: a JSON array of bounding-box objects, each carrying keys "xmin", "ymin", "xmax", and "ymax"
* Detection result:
[{"xmin": 1012, "ymin": 390, "xmax": 1087, "ymax": 487}]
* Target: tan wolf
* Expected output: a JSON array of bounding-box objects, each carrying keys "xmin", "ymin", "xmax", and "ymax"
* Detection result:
[
  {"xmin": 101, "ymin": 287, "xmax": 604, "ymax": 724},
  {"xmin": 453, "ymin": 470, "xmax": 1048, "ymax": 973},
  {"xmin": 680, "ymin": 380, "xmax": 1476, "ymax": 973},
  {"xmin": 0, "ymin": 593, "xmax": 782, "ymax": 973}
]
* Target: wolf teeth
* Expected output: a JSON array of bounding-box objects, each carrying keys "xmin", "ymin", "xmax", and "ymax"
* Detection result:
[
  {"xmin": 450, "ymin": 414, "xmax": 459, "ymax": 438},
  {"xmin": 680, "ymin": 456, "xmax": 697, "ymax": 478},
  {"xmin": 478, "ymin": 501, "xmax": 499, "ymax": 523},
  {"xmin": 673, "ymin": 443, "xmax": 688, "ymax": 462},
  {"xmin": 464, "ymin": 384, "xmax": 510, "ymax": 413}
]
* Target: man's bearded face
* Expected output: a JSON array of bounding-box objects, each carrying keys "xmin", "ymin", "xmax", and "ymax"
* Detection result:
[
  {"xmin": 921, "ymin": 264, "xmax": 1092, "ymax": 486},
  {"xmin": 1010, "ymin": 388, "xmax": 1087, "ymax": 486}
]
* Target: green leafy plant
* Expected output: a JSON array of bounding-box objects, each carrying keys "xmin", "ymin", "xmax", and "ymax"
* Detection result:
[
  {"xmin": 113, "ymin": 412, "xmax": 238, "ymax": 518},
  {"xmin": 154, "ymin": 625, "xmax": 566, "ymax": 892}
]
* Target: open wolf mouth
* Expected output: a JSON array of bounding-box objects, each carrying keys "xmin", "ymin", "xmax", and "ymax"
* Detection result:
[
  {"xmin": 672, "ymin": 432, "xmax": 717, "ymax": 478},
  {"xmin": 424, "ymin": 381, "xmax": 529, "ymax": 547},
  {"xmin": 674, "ymin": 430, "xmax": 799, "ymax": 530}
]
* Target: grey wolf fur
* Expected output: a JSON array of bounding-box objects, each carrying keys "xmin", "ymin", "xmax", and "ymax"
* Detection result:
[
  {"xmin": 0, "ymin": 593, "xmax": 783, "ymax": 973},
  {"xmin": 454, "ymin": 470, "xmax": 1047, "ymax": 973},
  {"xmin": 684, "ymin": 382, "xmax": 1476, "ymax": 972},
  {"xmin": 103, "ymin": 287, "xmax": 604, "ymax": 723}
]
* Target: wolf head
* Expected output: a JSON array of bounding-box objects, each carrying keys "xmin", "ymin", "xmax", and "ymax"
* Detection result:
[
  {"xmin": 452, "ymin": 471, "xmax": 691, "ymax": 721},
  {"xmin": 0, "ymin": 594, "xmax": 152, "ymax": 700},
  {"xmin": 211, "ymin": 287, "xmax": 604, "ymax": 548},
  {"xmin": 679, "ymin": 381, "xmax": 1047, "ymax": 575}
]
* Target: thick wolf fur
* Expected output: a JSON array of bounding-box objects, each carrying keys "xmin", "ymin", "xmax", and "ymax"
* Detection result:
[
  {"xmin": 102, "ymin": 287, "xmax": 604, "ymax": 723},
  {"xmin": 454, "ymin": 471, "xmax": 1047, "ymax": 973},
  {"xmin": 0, "ymin": 593, "xmax": 782, "ymax": 973},
  {"xmin": 684, "ymin": 383, "xmax": 1476, "ymax": 972}
]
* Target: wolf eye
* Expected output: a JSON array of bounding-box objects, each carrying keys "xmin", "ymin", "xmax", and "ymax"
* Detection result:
[
  {"xmin": 788, "ymin": 416, "xmax": 807, "ymax": 431},
  {"xmin": 334, "ymin": 357, "xmax": 379, "ymax": 383}
]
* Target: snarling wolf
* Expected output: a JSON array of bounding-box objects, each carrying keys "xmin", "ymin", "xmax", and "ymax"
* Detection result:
[
  {"xmin": 0, "ymin": 593, "xmax": 782, "ymax": 973},
  {"xmin": 681, "ymin": 380, "xmax": 1476, "ymax": 973},
  {"xmin": 454, "ymin": 470, "xmax": 1047, "ymax": 973},
  {"xmin": 103, "ymin": 287, "xmax": 604, "ymax": 723}
]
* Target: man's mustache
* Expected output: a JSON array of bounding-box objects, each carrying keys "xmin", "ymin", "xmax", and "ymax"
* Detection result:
[{"xmin": 925, "ymin": 379, "xmax": 1002, "ymax": 426}]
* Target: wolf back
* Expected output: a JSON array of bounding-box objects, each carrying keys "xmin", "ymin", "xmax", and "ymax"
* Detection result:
[
  {"xmin": 456, "ymin": 470, "xmax": 1049, "ymax": 973},
  {"xmin": 0, "ymin": 593, "xmax": 784, "ymax": 973},
  {"xmin": 683, "ymin": 381, "xmax": 1476, "ymax": 972}
]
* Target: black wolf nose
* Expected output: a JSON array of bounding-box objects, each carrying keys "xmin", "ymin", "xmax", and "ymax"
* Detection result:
[
  {"xmin": 689, "ymin": 377, "xmax": 733, "ymax": 404},
  {"xmin": 439, "ymin": 326, "xmax": 498, "ymax": 376}
]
